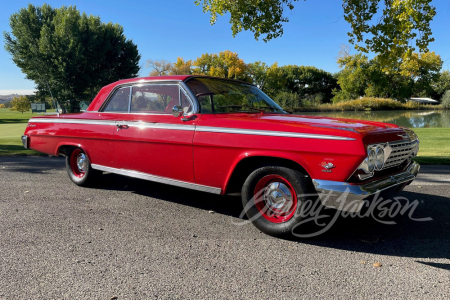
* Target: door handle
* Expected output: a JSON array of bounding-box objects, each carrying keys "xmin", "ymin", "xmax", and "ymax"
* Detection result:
[{"xmin": 116, "ymin": 124, "xmax": 129, "ymax": 131}]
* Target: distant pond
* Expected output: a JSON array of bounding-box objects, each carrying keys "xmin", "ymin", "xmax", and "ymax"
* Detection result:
[{"xmin": 295, "ymin": 110, "xmax": 450, "ymax": 128}]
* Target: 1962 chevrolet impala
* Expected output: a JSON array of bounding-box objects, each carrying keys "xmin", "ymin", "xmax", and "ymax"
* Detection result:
[{"xmin": 22, "ymin": 75, "xmax": 420, "ymax": 236}]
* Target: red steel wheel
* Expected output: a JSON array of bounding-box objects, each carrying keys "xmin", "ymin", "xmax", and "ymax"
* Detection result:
[
  {"xmin": 253, "ymin": 174, "xmax": 298, "ymax": 223},
  {"xmin": 69, "ymin": 148, "xmax": 87, "ymax": 178},
  {"xmin": 65, "ymin": 147, "xmax": 101, "ymax": 186}
]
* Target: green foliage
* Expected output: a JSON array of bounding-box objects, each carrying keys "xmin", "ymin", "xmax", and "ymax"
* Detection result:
[
  {"xmin": 432, "ymin": 71, "xmax": 450, "ymax": 100},
  {"xmin": 441, "ymin": 90, "xmax": 450, "ymax": 109},
  {"xmin": 344, "ymin": 0, "xmax": 436, "ymax": 72},
  {"xmin": 9, "ymin": 96, "xmax": 31, "ymax": 114},
  {"xmin": 195, "ymin": 0, "xmax": 436, "ymax": 72},
  {"xmin": 4, "ymin": 4, "xmax": 141, "ymax": 112},
  {"xmin": 195, "ymin": 0, "xmax": 301, "ymax": 42},
  {"xmin": 333, "ymin": 52, "xmax": 442, "ymax": 102},
  {"xmin": 272, "ymin": 65, "xmax": 337, "ymax": 103},
  {"xmin": 193, "ymin": 50, "xmax": 249, "ymax": 81},
  {"xmin": 272, "ymin": 91, "xmax": 299, "ymax": 110}
]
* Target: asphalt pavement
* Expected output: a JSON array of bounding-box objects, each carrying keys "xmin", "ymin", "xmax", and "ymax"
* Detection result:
[{"xmin": 0, "ymin": 156, "xmax": 449, "ymax": 299}]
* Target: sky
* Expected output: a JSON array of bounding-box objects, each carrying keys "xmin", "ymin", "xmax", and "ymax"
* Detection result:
[{"xmin": 1, "ymin": 0, "xmax": 449, "ymax": 95}]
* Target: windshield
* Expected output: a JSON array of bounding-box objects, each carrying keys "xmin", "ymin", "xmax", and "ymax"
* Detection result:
[{"xmin": 185, "ymin": 77, "xmax": 285, "ymax": 114}]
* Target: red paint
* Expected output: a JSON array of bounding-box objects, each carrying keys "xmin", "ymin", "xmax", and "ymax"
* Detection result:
[
  {"xmin": 23, "ymin": 76, "xmax": 413, "ymax": 194},
  {"xmin": 253, "ymin": 174, "xmax": 298, "ymax": 223}
]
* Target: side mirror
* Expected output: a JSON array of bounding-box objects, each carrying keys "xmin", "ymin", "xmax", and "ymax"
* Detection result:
[{"xmin": 172, "ymin": 105, "xmax": 183, "ymax": 117}]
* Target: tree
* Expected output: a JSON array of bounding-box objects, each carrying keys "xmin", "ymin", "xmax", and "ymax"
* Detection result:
[
  {"xmin": 432, "ymin": 71, "xmax": 450, "ymax": 100},
  {"xmin": 195, "ymin": 0, "xmax": 436, "ymax": 71},
  {"xmin": 9, "ymin": 96, "xmax": 31, "ymax": 114},
  {"xmin": 193, "ymin": 50, "xmax": 249, "ymax": 81},
  {"xmin": 147, "ymin": 59, "xmax": 173, "ymax": 76},
  {"xmin": 171, "ymin": 57, "xmax": 194, "ymax": 75},
  {"xmin": 400, "ymin": 51, "xmax": 442, "ymax": 97},
  {"xmin": 246, "ymin": 61, "xmax": 281, "ymax": 95},
  {"xmin": 276, "ymin": 65, "xmax": 338, "ymax": 103},
  {"xmin": 4, "ymin": 4, "xmax": 141, "ymax": 112},
  {"xmin": 441, "ymin": 90, "xmax": 450, "ymax": 109}
]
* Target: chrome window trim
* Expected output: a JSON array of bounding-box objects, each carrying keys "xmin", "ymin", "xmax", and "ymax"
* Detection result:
[
  {"xmin": 179, "ymin": 81, "xmax": 199, "ymax": 114},
  {"xmin": 98, "ymin": 80, "xmax": 198, "ymax": 115},
  {"xmin": 91, "ymin": 164, "xmax": 221, "ymax": 194}
]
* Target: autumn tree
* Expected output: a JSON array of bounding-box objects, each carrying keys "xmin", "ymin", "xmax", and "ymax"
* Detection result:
[
  {"xmin": 147, "ymin": 59, "xmax": 173, "ymax": 76},
  {"xmin": 195, "ymin": 0, "xmax": 436, "ymax": 71},
  {"xmin": 9, "ymin": 96, "xmax": 31, "ymax": 114},
  {"xmin": 193, "ymin": 50, "xmax": 249, "ymax": 81},
  {"xmin": 4, "ymin": 4, "xmax": 141, "ymax": 112},
  {"xmin": 400, "ymin": 52, "xmax": 443, "ymax": 97},
  {"xmin": 171, "ymin": 58, "xmax": 193, "ymax": 75}
]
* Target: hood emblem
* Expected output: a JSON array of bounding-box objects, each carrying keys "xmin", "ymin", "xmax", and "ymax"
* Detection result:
[
  {"xmin": 320, "ymin": 162, "xmax": 335, "ymax": 172},
  {"xmin": 398, "ymin": 134, "xmax": 409, "ymax": 140}
]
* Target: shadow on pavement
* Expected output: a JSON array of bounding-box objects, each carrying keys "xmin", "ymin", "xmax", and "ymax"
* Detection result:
[{"xmin": 2, "ymin": 156, "xmax": 449, "ymax": 269}]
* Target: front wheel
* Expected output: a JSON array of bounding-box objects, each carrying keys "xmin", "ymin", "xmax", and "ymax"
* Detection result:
[
  {"xmin": 65, "ymin": 147, "xmax": 101, "ymax": 187},
  {"xmin": 241, "ymin": 166, "xmax": 311, "ymax": 237}
]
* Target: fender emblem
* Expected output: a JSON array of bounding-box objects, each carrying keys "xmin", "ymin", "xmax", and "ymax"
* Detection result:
[{"xmin": 320, "ymin": 162, "xmax": 335, "ymax": 172}]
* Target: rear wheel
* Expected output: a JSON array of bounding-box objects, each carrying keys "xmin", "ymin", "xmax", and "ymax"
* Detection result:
[
  {"xmin": 241, "ymin": 166, "xmax": 311, "ymax": 236},
  {"xmin": 65, "ymin": 147, "xmax": 101, "ymax": 186}
]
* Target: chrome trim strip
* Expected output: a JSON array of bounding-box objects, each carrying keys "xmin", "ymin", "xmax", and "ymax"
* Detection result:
[
  {"xmin": 91, "ymin": 164, "xmax": 222, "ymax": 194},
  {"xmin": 195, "ymin": 126, "xmax": 356, "ymax": 140},
  {"xmin": 123, "ymin": 121, "xmax": 196, "ymax": 131},
  {"xmin": 29, "ymin": 118, "xmax": 116, "ymax": 126},
  {"xmin": 28, "ymin": 118, "xmax": 355, "ymax": 140}
]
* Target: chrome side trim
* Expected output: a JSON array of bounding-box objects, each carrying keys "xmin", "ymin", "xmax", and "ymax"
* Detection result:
[
  {"xmin": 28, "ymin": 118, "xmax": 355, "ymax": 140},
  {"xmin": 29, "ymin": 118, "xmax": 116, "ymax": 126},
  {"xmin": 195, "ymin": 126, "xmax": 356, "ymax": 140},
  {"xmin": 91, "ymin": 164, "xmax": 222, "ymax": 194},
  {"xmin": 120, "ymin": 121, "xmax": 196, "ymax": 131},
  {"xmin": 312, "ymin": 161, "xmax": 420, "ymax": 212}
]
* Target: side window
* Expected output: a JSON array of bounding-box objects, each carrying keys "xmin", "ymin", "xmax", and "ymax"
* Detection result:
[
  {"xmin": 198, "ymin": 95, "xmax": 213, "ymax": 113},
  {"xmin": 103, "ymin": 87, "xmax": 130, "ymax": 112},
  {"xmin": 130, "ymin": 85, "xmax": 178, "ymax": 113},
  {"xmin": 180, "ymin": 89, "xmax": 193, "ymax": 114}
]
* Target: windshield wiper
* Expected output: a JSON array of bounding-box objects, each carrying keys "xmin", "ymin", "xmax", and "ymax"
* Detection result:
[{"xmin": 216, "ymin": 105, "xmax": 265, "ymax": 113}]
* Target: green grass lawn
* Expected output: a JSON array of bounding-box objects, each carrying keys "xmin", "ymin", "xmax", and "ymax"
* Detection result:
[
  {"xmin": 0, "ymin": 110, "xmax": 449, "ymax": 163},
  {"xmin": 412, "ymin": 128, "xmax": 450, "ymax": 164},
  {"xmin": 0, "ymin": 107, "xmax": 55, "ymax": 124}
]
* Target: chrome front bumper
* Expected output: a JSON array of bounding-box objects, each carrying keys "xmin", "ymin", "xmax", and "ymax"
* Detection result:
[{"xmin": 312, "ymin": 161, "xmax": 420, "ymax": 212}]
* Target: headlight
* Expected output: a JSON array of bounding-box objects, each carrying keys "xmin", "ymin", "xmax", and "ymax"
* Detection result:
[
  {"xmin": 375, "ymin": 146, "xmax": 385, "ymax": 170},
  {"xmin": 367, "ymin": 148, "xmax": 376, "ymax": 172},
  {"xmin": 412, "ymin": 141, "xmax": 419, "ymax": 157}
]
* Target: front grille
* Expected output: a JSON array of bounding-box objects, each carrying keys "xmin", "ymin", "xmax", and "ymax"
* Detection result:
[{"xmin": 382, "ymin": 139, "xmax": 417, "ymax": 170}]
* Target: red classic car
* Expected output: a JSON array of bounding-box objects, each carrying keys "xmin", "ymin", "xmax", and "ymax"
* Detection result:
[{"xmin": 22, "ymin": 75, "xmax": 420, "ymax": 236}]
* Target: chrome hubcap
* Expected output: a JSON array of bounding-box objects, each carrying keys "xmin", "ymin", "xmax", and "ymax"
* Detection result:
[
  {"xmin": 76, "ymin": 153, "xmax": 87, "ymax": 172},
  {"xmin": 264, "ymin": 182, "xmax": 293, "ymax": 213}
]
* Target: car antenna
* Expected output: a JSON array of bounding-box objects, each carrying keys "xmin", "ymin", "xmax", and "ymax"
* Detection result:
[{"xmin": 45, "ymin": 80, "xmax": 60, "ymax": 117}]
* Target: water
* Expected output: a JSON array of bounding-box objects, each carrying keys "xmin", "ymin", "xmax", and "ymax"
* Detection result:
[{"xmin": 295, "ymin": 110, "xmax": 450, "ymax": 128}]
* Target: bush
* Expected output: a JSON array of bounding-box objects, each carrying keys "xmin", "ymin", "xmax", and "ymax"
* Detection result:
[
  {"xmin": 442, "ymin": 90, "xmax": 450, "ymax": 109},
  {"xmin": 272, "ymin": 91, "xmax": 299, "ymax": 110}
]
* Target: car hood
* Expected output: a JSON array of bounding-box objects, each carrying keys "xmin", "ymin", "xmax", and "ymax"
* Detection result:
[
  {"xmin": 206, "ymin": 113, "xmax": 408, "ymax": 143},
  {"xmin": 259, "ymin": 114, "xmax": 399, "ymax": 133}
]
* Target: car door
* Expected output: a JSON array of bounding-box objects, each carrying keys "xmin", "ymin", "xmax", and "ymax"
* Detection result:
[{"xmin": 113, "ymin": 82, "xmax": 198, "ymax": 183}]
